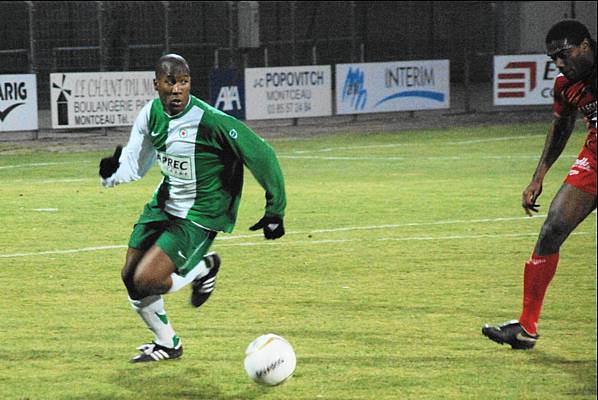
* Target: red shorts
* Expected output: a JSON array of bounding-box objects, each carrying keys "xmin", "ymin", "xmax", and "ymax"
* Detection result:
[{"xmin": 564, "ymin": 145, "xmax": 597, "ymax": 195}]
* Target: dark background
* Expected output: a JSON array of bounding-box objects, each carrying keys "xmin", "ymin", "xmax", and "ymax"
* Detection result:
[{"xmin": 1, "ymin": 1, "xmax": 596, "ymax": 109}]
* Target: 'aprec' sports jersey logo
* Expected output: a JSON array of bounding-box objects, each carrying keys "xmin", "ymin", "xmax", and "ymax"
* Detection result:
[
  {"xmin": 497, "ymin": 62, "xmax": 537, "ymax": 98},
  {"xmin": 156, "ymin": 152, "xmax": 195, "ymax": 181}
]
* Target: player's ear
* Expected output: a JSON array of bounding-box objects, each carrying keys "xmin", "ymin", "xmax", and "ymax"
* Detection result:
[
  {"xmin": 153, "ymin": 78, "xmax": 158, "ymax": 91},
  {"xmin": 580, "ymin": 38, "xmax": 591, "ymax": 50}
]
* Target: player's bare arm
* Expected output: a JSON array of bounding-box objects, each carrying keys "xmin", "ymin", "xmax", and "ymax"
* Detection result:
[{"xmin": 522, "ymin": 112, "xmax": 576, "ymax": 215}]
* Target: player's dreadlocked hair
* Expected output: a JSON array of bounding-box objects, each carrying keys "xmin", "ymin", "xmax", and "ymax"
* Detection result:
[
  {"xmin": 546, "ymin": 19, "xmax": 592, "ymax": 46},
  {"xmin": 547, "ymin": 19, "xmax": 596, "ymax": 97}
]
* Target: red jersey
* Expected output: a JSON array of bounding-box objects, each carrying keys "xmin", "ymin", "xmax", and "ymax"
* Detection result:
[
  {"xmin": 552, "ymin": 73, "xmax": 597, "ymax": 155},
  {"xmin": 553, "ymin": 72, "xmax": 597, "ymax": 195}
]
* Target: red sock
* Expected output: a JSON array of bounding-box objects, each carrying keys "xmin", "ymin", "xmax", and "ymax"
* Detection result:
[{"xmin": 518, "ymin": 252, "xmax": 560, "ymax": 335}]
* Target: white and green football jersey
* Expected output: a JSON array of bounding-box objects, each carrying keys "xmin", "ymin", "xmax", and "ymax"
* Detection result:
[{"xmin": 106, "ymin": 95, "xmax": 286, "ymax": 233}]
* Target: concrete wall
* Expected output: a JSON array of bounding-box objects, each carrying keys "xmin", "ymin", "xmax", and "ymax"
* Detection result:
[{"xmin": 499, "ymin": 1, "xmax": 597, "ymax": 54}]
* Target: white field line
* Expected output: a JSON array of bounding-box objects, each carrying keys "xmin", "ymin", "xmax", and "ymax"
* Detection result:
[
  {"xmin": 304, "ymin": 215, "xmax": 548, "ymax": 233},
  {"xmin": 3, "ymin": 213, "xmax": 593, "ymax": 259},
  {"xmin": 0, "ymin": 245, "xmax": 127, "ymax": 258},
  {"xmin": 1, "ymin": 160, "xmax": 95, "ymax": 184},
  {"xmin": 216, "ymin": 231, "xmax": 592, "ymax": 247},
  {"xmin": 0, "ymin": 161, "xmax": 91, "ymax": 170},
  {"xmin": 6, "ymin": 178, "xmax": 94, "ymax": 184},
  {"xmin": 288, "ymin": 135, "xmax": 543, "ymax": 154},
  {"xmin": 1, "ymin": 153, "xmax": 551, "ymax": 172},
  {"xmin": 1, "ymin": 151, "xmax": 576, "ymax": 184},
  {"xmin": 277, "ymin": 154, "xmax": 579, "ymax": 161},
  {"xmin": 216, "ymin": 215, "xmax": 548, "ymax": 240},
  {"xmin": 2, "ymin": 231, "xmax": 592, "ymax": 258},
  {"xmin": 0, "ymin": 136, "xmax": 540, "ymax": 170}
]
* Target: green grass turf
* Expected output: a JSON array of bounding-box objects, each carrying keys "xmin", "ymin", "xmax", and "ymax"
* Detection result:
[{"xmin": 0, "ymin": 121, "xmax": 595, "ymax": 399}]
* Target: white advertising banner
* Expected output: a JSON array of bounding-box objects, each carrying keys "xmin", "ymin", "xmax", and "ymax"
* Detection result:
[
  {"xmin": 336, "ymin": 60, "xmax": 450, "ymax": 115},
  {"xmin": 0, "ymin": 74, "xmax": 38, "ymax": 132},
  {"xmin": 244, "ymin": 65, "xmax": 332, "ymax": 120},
  {"xmin": 50, "ymin": 71, "xmax": 156, "ymax": 129},
  {"xmin": 493, "ymin": 54, "xmax": 558, "ymax": 106}
]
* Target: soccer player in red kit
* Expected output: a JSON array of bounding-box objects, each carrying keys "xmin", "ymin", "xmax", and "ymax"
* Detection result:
[{"xmin": 483, "ymin": 19, "xmax": 597, "ymax": 349}]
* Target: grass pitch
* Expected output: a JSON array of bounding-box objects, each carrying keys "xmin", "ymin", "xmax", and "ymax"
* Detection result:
[{"xmin": 0, "ymin": 121, "xmax": 596, "ymax": 400}]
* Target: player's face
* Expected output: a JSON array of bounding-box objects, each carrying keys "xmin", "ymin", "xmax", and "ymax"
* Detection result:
[
  {"xmin": 154, "ymin": 72, "xmax": 191, "ymax": 115},
  {"xmin": 548, "ymin": 39, "xmax": 594, "ymax": 82}
]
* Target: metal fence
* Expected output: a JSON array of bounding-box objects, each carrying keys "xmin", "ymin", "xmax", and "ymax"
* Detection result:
[{"xmin": 1, "ymin": 1, "xmax": 506, "ymax": 111}]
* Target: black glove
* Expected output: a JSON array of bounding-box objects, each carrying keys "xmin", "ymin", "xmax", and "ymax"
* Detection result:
[
  {"xmin": 99, "ymin": 145, "xmax": 122, "ymax": 179},
  {"xmin": 249, "ymin": 215, "xmax": 285, "ymax": 240}
]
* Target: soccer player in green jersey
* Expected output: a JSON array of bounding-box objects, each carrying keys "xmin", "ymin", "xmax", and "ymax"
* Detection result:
[{"xmin": 99, "ymin": 54, "xmax": 286, "ymax": 363}]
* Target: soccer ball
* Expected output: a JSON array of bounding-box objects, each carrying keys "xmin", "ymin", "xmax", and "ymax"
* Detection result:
[{"xmin": 243, "ymin": 333, "xmax": 296, "ymax": 386}]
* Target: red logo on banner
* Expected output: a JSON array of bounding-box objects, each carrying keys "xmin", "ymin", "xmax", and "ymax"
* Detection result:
[{"xmin": 497, "ymin": 62, "xmax": 536, "ymax": 98}]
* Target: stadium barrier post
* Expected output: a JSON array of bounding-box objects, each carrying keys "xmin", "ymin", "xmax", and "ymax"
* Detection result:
[
  {"xmin": 464, "ymin": 50, "xmax": 471, "ymax": 114},
  {"xmin": 163, "ymin": 1, "xmax": 170, "ymax": 53},
  {"xmin": 263, "ymin": 47, "xmax": 268, "ymax": 67},
  {"xmin": 27, "ymin": 1, "xmax": 39, "ymax": 140},
  {"xmin": 351, "ymin": 43, "xmax": 366, "ymax": 123},
  {"xmin": 227, "ymin": 1, "xmax": 236, "ymax": 69},
  {"xmin": 291, "ymin": 1, "xmax": 298, "ymax": 127}
]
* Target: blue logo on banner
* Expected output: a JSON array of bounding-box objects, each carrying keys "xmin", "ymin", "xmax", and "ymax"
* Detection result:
[
  {"xmin": 215, "ymin": 86, "xmax": 242, "ymax": 112},
  {"xmin": 342, "ymin": 67, "xmax": 367, "ymax": 110},
  {"xmin": 209, "ymin": 69, "xmax": 245, "ymax": 120},
  {"xmin": 374, "ymin": 90, "xmax": 445, "ymax": 108}
]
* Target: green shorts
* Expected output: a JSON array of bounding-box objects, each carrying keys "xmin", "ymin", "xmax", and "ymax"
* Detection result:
[{"xmin": 128, "ymin": 211, "xmax": 217, "ymax": 277}]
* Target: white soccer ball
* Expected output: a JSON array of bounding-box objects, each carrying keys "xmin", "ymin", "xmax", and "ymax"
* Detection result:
[{"xmin": 244, "ymin": 333, "xmax": 296, "ymax": 386}]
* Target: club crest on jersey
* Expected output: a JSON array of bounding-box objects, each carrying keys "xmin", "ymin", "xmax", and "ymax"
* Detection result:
[{"xmin": 180, "ymin": 129, "xmax": 188, "ymax": 138}]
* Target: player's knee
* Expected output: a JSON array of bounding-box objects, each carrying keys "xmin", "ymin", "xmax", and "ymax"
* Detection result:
[
  {"xmin": 121, "ymin": 265, "xmax": 131, "ymax": 283},
  {"xmin": 121, "ymin": 263, "xmax": 137, "ymax": 290},
  {"xmin": 543, "ymin": 215, "xmax": 570, "ymax": 238},
  {"xmin": 537, "ymin": 217, "xmax": 570, "ymax": 252},
  {"xmin": 132, "ymin": 270, "xmax": 167, "ymax": 297},
  {"xmin": 132, "ymin": 273, "xmax": 152, "ymax": 296}
]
